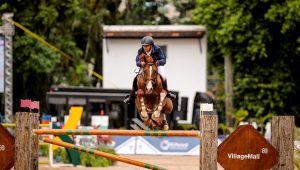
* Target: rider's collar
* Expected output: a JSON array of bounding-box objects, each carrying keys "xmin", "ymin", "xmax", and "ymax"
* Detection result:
[{"xmin": 145, "ymin": 48, "xmax": 152, "ymax": 56}]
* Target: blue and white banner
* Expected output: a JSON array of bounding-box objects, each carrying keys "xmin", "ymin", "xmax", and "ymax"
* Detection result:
[
  {"xmin": 112, "ymin": 136, "xmax": 200, "ymax": 155},
  {"xmin": 112, "ymin": 135, "xmax": 227, "ymax": 155},
  {"xmin": 0, "ymin": 36, "xmax": 4, "ymax": 93}
]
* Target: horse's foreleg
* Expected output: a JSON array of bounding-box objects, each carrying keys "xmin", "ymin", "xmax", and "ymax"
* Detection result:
[
  {"xmin": 152, "ymin": 92, "xmax": 167, "ymax": 120},
  {"xmin": 140, "ymin": 97, "xmax": 149, "ymax": 121}
]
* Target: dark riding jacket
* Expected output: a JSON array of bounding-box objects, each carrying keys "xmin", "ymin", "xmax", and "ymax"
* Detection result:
[{"xmin": 135, "ymin": 44, "xmax": 166, "ymax": 67}]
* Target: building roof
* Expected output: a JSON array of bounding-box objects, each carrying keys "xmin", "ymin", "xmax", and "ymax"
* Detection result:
[{"xmin": 103, "ymin": 25, "xmax": 206, "ymax": 38}]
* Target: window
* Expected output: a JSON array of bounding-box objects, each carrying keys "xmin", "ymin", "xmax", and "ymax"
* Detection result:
[{"xmin": 159, "ymin": 45, "xmax": 167, "ymax": 59}]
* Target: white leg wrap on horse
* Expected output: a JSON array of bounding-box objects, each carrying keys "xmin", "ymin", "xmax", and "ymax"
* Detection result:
[
  {"xmin": 163, "ymin": 123, "xmax": 169, "ymax": 130},
  {"xmin": 140, "ymin": 98, "xmax": 148, "ymax": 121},
  {"xmin": 152, "ymin": 92, "xmax": 167, "ymax": 120},
  {"xmin": 158, "ymin": 92, "xmax": 166, "ymax": 110}
]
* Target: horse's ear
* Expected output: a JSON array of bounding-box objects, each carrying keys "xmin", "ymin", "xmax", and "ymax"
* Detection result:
[
  {"xmin": 152, "ymin": 57, "xmax": 158, "ymax": 64},
  {"xmin": 145, "ymin": 55, "xmax": 154, "ymax": 63},
  {"xmin": 139, "ymin": 53, "xmax": 145, "ymax": 61}
]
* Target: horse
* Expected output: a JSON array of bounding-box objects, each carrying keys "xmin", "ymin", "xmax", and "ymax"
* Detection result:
[{"xmin": 135, "ymin": 54, "xmax": 173, "ymax": 130}]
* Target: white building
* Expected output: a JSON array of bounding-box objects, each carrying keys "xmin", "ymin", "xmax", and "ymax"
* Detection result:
[{"xmin": 102, "ymin": 25, "xmax": 207, "ymax": 123}]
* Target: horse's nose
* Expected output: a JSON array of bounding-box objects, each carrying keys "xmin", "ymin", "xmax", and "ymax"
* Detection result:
[{"xmin": 146, "ymin": 81, "xmax": 153, "ymax": 93}]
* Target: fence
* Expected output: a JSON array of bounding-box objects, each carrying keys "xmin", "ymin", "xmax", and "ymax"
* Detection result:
[{"xmin": 12, "ymin": 111, "xmax": 294, "ymax": 170}]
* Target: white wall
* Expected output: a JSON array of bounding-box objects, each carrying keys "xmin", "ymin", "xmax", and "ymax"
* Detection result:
[
  {"xmin": 103, "ymin": 37, "xmax": 207, "ymax": 123},
  {"xmin": 103, "ymin": 39, "xmax": 139, "ymax": 88}
]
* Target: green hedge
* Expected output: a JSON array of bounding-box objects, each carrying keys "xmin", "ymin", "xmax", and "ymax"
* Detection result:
[
  {"xmin": 53, "ymin": 146, "xmax": 116, "ymax": 167},
  {"xmin": 39, "ymin": 144, "xmax": 49, "ymax": 157}
]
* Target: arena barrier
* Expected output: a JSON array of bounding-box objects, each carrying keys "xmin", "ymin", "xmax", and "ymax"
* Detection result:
[
  {"xmin": 13, "ymin": 111, "xmax": 218, "ymax": 170},
  {"xmin": 13, "ymin": 111, "xmax": 295, "ymax": 170},
  {"xmin": 33, "ymin": 126, "xmax": 213, "ymax": 169},
  {"xmin": 33, "ymin": 129, "xmax": 202, "ymax": 169}
]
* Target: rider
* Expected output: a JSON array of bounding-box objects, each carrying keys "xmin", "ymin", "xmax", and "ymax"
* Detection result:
[{"xmin": 124, "ymin": 36, "xmax": 176, "ymax": 104}]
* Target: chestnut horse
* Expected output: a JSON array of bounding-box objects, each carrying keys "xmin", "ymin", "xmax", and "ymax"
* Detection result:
[{"xmin": 135, "ymin": 54, "xmax": 173, "ymax": 130}]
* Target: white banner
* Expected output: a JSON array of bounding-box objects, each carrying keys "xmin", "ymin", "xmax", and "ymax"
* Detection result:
[{"xmin": 0, "ymin": 36, "xmax": 4, "ymax": 93}]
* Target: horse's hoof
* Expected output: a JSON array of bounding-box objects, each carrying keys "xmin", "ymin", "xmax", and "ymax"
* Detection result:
[
  {"xmin": 163, "ymin": 124, "xmax": 169, "ymax": 130},
  {"xmin": 151, "ymin": 124, "xmax": 157, "ymax": 130},
  {"xmin": 151, "ymin": 111, "xmax": 160, "ymax": 120},
  {"xmin": 141, "ymin": 112, "xmax": 149, "ymax": 121},
  {"xmin": 144, "ymin": 119, "xmax": 152, "ymax": 127},
  {"xmin": 141, "ymin": 116, "xmax": 148, "ymax": 121}
]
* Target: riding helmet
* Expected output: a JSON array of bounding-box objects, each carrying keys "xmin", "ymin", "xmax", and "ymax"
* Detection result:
[{"xmin": 141, "ymin": 36, "xmax": 154, "ymax": 45}]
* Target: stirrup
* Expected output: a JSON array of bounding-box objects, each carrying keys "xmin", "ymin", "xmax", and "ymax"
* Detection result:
[
  {"xmin": 123, "ymin": 94, "xmax": 131, "ymax": 104},
  {"xmin": 167, "ymin": 92, "xmax": 176, "ymax": 100}
]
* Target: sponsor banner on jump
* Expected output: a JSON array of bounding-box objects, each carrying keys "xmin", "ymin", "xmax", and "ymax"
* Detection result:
[
  {"xmin": 0, "ymin": 36, "xmax": 4, "ymax": 93},
  {"xmin": 112, "ymin": 136, "xmax": 200, "ymax": 155}
]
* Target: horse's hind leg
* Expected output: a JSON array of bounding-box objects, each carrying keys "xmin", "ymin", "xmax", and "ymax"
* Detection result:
[
  {"xmin": 163, "ymin": 98, "xmax": 173, "ymax": 114},
  {"xmin": 163, "ymin": 114, "xmax": 169, "ymax": 130}
]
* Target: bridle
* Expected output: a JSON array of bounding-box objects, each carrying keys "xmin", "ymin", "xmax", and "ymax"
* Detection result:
[{"xmin": 142, "ymin": 62, "xmax": 158, "ymax": 86}]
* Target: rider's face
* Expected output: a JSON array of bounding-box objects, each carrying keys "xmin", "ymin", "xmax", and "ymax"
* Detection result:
[{"xmin": 143, "ymin": 44, "xmax": 151, "ymax": 53}]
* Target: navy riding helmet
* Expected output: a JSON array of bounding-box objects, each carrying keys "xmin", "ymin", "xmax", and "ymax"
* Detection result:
[{"xmin": 141, "ymin": 36, "xmax": 154, "ymax": 45}]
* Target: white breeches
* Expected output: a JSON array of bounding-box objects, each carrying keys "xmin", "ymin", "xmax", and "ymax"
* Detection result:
[
  {"xmin": 158, "ymin": 66, "xmax": 166, "ymax": 80},
  {"xmin": 137, "ymin": 66, "xmax": 166, "ymax": 80}
]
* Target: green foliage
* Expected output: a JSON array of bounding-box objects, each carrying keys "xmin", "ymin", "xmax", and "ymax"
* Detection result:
[
  {"xmin": 171, "ymin": 0, "xmax": 195, "ymax": 24},
  {"xmin": 232, "ymin": 108, "xmax": 248, "ymax": 127},
  {"xmin": 118, "ymin": 0, "xmax": 170, "ymax": 25},
  {"xmin": 80, "ymin": 147, "xmax": 116, "ymax": 167},
  {"xmin": 4, "ymin": 0, "xmax": 300, "ymax": 126},
  {"xmin": 295, "ymin": 128, "xmax": 300, "ymax": 169},
  {"xmin": 0, "ymin": 0, "xmax": 175, "ymax": 114},
  {"xmin": 53, "ymin": 147, "xmax": 70, "ymax": 163},
  {"xmin": 178, "ymin": 123, "xmax": 197, "ymax": 130},
  {"xmin": 296, "ymin": 128, "xmax": 300, "ymax": 141},
  {"xmin": 192, "ymin": 0, "xmax": 300, "ymax": 124},
  {"xmin": 53, "ymin": 146, "xmax": 116, "ymax": 167},
  {"xmin": 218, "ymin": 108, "xmax": 248, "ymax": 134},
  {"xmin": 39, "ymin": 144, "xmax": 49, "ymax": 157},
  {"xmin": 0, "ymin": 1, "xmax": 122, "ymax": 112},
  {"xmin": 295, "ymin": 147, "xmax": 300, "ymax": 169},
  {"xmin": 218, "ymin": 122, "xmax": 229, "ymax": 135}
]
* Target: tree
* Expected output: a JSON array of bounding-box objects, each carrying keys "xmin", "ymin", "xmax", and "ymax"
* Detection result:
[
  {"xmin": 192, "ymin": 0, "xmax": 300, "ymax": 125},
  {"xmin": 0, "ymin": 0, "xmax": 174, "ymax": 114},
  {"xmin": 0, "ymin": 0, "xmax": 122, "ymax": 112},
  {"xmin": 171, "ymin": 0, "xmax": 195, "ymax": 24},
  {"xmin": 118, "ymin": 0, "xmax": 170, "ymax": 25},
  {"xmin": 71, "ymin": 0, "xmax": 122, "ymax": 86}
]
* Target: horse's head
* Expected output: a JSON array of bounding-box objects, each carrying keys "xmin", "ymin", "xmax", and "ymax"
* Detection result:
[{"xmin": 142, "ymin": 62, "xmax": 158, "ymax": 94}]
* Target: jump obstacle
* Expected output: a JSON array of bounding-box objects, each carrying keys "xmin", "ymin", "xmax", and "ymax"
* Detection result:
[
  {"xmin": 41, "ymin": 137, "xmax": 167, "ymax": 170},
  {"xmin": 33, "ymin": 129, "xmax": 201, "ymax": 137},
  {"xmin": 13, "ymin": 111, "xmax": 295, "ymax": 170},
  {"xmin": 34, "ymin": 129, "xmax": 201, "ymax": 170},
  {"xmin": 34, "ymin": 129, "xmax": 200, "ymax": 170},
  {"xmin": 14, "ymin": 110, "xmax": 218, "ymax": 170}
]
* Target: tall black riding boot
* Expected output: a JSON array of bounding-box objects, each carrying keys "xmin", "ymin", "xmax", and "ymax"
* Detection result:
[
  {"xmin": 162, "ymin": 79, "xmax": 176, "ymax": 100},
  {"xmin": 124, "ymin": 76, "xmax": 138, "ymax": 104}
]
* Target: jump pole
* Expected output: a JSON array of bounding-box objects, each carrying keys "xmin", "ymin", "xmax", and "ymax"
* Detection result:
[
  {"xmin": 33, "ymin": 129, "xmax": 200, "ymax": 137},
  {"xmin": 41, "ymin": 137, "xmax": 167, "ymax": 170}
]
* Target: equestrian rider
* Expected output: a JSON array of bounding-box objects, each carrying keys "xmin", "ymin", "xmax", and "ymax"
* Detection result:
[{"xmin": 124, "ymin": 36, "xmax": 176, "ymax": 104}]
